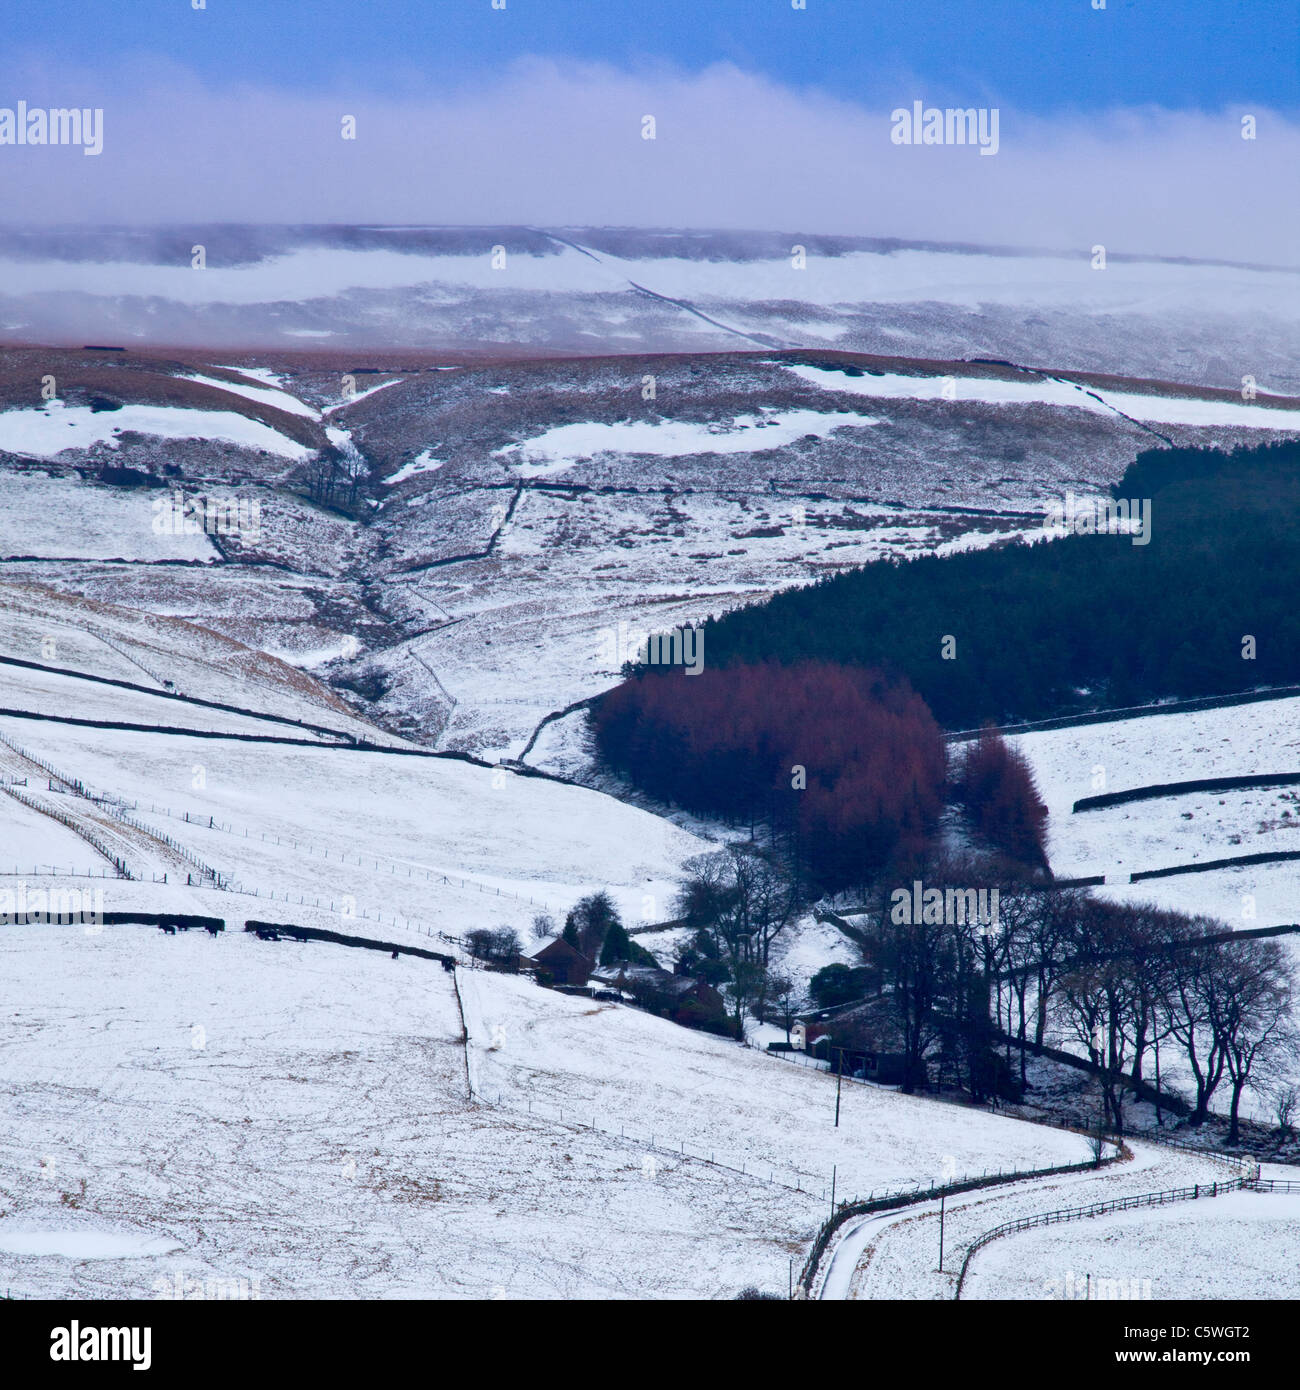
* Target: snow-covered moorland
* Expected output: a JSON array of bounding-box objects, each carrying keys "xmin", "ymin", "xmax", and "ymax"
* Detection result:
[{"xmin": 1, "ymin": 923, "xmax": 1093, "ymax": 1300}]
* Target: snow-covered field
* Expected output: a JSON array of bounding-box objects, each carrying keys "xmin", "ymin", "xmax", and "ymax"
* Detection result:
[
  {"xmin": 176, "ymin": 371, "xmax": 322, "ymax": 421},
  {"xmin": 0, "ymin": 230, "xmax": 1297, "ymax": 1300},
  {"xmin": 0, "ymin": 922, "xmax": 1107, "ymax": 1300},
  {"xmin": 0, "ymin": 788, "xmax": 99, "ymax": 870},
  {"xmin": 0, "ymin": 710, "xmax": 714, "ymax": 935},
  {"xmin": 824, "ymin": 1139, "xmax": 1244, "ymax": 1301},
  {"xmin": 4, "ymin": 330, "xmax": 1294, "ymax": 760},
  {"xmin": 963, "ymin": 1190, "xmax": 1300, "ymax": 1301},
  {"xmin": 0, "ymin": 473, "xmax": 216, "ymax": 563},
  {"xmin": 460, "ymin": 969, "xmax": 1087, "ymax": 1201},
  {"xmin": 0, "ymin": 924, "xmax": 819, "ymax": 1299},
  {"xmin": 1012, "ymin": 697, "xmax": 1300, "ymax": 923},
  {"xmin": 0, "ymin": 401, "xmax": 313, "ymax": 461},
  {"xmin": 0, "ymin": 582, "xmax": 385, "ymax": 741},
  {"xmin": 0, "ymin": 663, "xmax": 332, "ymax": 739}
]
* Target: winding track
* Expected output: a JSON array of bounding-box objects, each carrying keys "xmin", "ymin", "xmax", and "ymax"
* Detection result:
[{"xmin": 819, "ymin": 1138, "xmax": 1240, "ymax": 1300}]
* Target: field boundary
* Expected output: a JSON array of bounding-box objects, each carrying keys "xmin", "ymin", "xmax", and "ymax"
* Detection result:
[
  {"xmin": 1074, "ymin": 771, "xmax": 1300, "ymax": 812},
  {"xmin": 955, "ymin": 1150, "xmax": 1264, "ymax": 1299},
  {"xmin": 947, "ymin": 685, "xmax": 1300, "ymax": 744},
  {"xmin": 798, "ymin": 1136, "xmax": 1124, "ymax": 1299}
]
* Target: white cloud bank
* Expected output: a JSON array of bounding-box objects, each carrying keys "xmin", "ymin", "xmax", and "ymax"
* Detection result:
[{"xmin": 1, "ymin": 56, "xmax": 1297, "ymax": 264}]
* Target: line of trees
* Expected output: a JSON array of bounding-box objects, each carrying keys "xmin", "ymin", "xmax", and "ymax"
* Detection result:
[
  {"xmin": 672, "ymin": 845, "xmax": 799, "ymax": 1028},
  {"xmin": 824, "ymin": 856, "xmax": 1296, "ymax": 1141}
]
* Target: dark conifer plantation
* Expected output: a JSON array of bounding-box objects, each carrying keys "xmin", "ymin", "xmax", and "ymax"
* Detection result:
[{"xmin": 670, "ymin": 439, "xmax": 1300, "ymax": 729}]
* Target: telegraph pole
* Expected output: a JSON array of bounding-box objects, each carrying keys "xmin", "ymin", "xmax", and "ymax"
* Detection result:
[
  {"xmin": 834, "ymin": 1048, "xmax": 843, "ymax": 1127},
  {"xmin": 937, "ymin": 1192, "xmax": 946, "ymax": 1271}
]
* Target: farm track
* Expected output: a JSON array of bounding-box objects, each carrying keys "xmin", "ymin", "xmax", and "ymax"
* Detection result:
[{"xmin": 824, "ymin": 1139, "xmax": 1237, "ymax": 1300}]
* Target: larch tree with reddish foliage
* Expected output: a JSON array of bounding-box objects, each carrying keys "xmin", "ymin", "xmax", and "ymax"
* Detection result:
[
  {"xmin": 593, "ymin": 661, "xmax": 947, "ymax": 891},
  {"xmin": 955, "ymin": 728, "xmax": 1049, "ymax": 871}
]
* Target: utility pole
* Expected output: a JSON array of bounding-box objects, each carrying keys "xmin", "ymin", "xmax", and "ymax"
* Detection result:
[
  {"xmin": 1154, "ymin": 1037, "xmax": 1162, "ymax": 1127},
  {"xmin": 830, "ymin": 1164, "xmax": 837, "ymax": 1217},
  {"xmin": 834, "ymin": 1048, "xmax": 843, "ymax": 1127},
  {"xmin": 938, "ymin": 1192, "xmax": 946, "ymax": 1271}
]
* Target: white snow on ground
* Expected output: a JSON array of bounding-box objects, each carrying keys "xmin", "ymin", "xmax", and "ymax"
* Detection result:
[
  {"xmin": 1097, "ymin": 389, "xmax": 1300, "ymax": 431},
  {"xmin": 0, "ymin": 787, "xmax": 100, "ymax": 870},
  {"xmin": 0, "ymin": 401, "xmax": 314, "ymax": 461},
  {"xmin": 1010, "ymin": 700, "xmax": 1300, "ymax": 1122},
  {"xmin": 261, "ymin": 638, "xmax": 366, "ymax": 670},
  {"xmin": 459, "ymin": 968, "xmax": 1087, "ymax": 1201},
  {"xmin": 0, "ymin": 924, "xmax": 821, "ymax": 1299},
  {"xmin": 0, "ymin": 715, "xmax": 713, "ymax": 934},
  {"xmin": 1012, "ymin": 699, "xmax": 1300, "ymax": 809},
  {"xmin": 384, "ymin": 450, "xmax": 446, "ymax": 485},
  {"xmin": 1042, "ymin": 785, "xmax": 1300, "ymax": 893},
  {"xmin": 410, "ymin": 487, "xmax": 1046, "ymax": 763},
  {"xmin": 0, "ymin": 664, "xmax": 332, "ymax": 738},
  {"xmin": 770, "ymin": 912, "xmax": 858, "ymax": 985},
  {"xmin": 1096, "ymin": 860, "xmax": 1300, "ymax": 933},
  {"xmin": 494, "ymin": 410, "xmax": 881, "ymax": 477},
  {"xmin": 0, "ymin": 1230, "xmax": 184, "ymax": 1260},
  {"xmin": 323, "ymin": 378, "xmax": 404, "ymax": 414},
  {"xmin": 1009, "ymin": 697, "xmax": 1300, "ymax": 922},
  {"xmin": 214, "ymin": 366, "xmax": 286, "ymax": 387},
  {"xmin": 0, "ymin": 587, "xmax": 386, "ymax": 742},
  {"xmin": 785, "ymin": 363, "xmax": 1300, "ymax": 431},
  {"xmin": 963, "ymin": 1191, "xmax": 1300, "ymax": 1300},
  {"xmin": 177, "ymin": 372, "xmax": 321, "ymax": 420},
  {"xmin": 824, "ymin": 1139, "xmax": 1241, "ymax": 1300},
  {"xmin": 786, "ymin": 362, "xmax": 1114, "ymax": 410},
  {"xmin": 0, "ymin": 473, "xmax": 216, "ymax": 562}
]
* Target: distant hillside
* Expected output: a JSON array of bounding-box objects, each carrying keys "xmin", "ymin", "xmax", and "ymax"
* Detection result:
[
  {"xmin": 2, "ymin": 224, "xmax": 1297, "ymax": 391},
  {"xmin": 640, "ymin": 437, "xmax": 1300, "ymax": 729}
]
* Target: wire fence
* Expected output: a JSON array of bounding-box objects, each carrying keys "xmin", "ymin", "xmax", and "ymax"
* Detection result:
[
  {"xmin": 0, "ymin": 865, "xmax": 165, "ymax": 881},
  {"xmin": 0, "ymin": 731, "xmax": 229, "ymax": 886},
  {"xmin": 954, "ymin": 1169, "xmax": 1266, "ymax": 1298},
  {"xmin": 0, "ymin": 732, "xmax": 501, "ymax": 942},
  {"xmin": 796, "ymin": 1137, "xmax": 1125, "ymax": 1300},
  {"xmin": 59, "ymin": 620, "xmax": 178, "ymax": 693},
  {"xmin": 112, "ymin": 797, "xmax": 546, "ymax": 910},
  {"xmin": 473, "ymin": 1085, "xmax": 843, "ymax": 1201},
  {"xmin": 0, "ymin": 784, "xmax": 131, "ymax": 879}
]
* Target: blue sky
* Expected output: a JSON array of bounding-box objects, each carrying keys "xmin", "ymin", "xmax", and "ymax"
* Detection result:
[{"xmin": 13, "ymin": 0, "xmax": 1300, "ymax": 112}]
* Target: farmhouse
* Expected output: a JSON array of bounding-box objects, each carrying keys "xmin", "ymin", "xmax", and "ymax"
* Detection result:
[
  {"xmin": 529, "ymin": 937, "xmax": 595, "ymax": 987},
  {"xmin": 590, "ymin": 961, "xmax": 730, "ymax": 1033}
]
